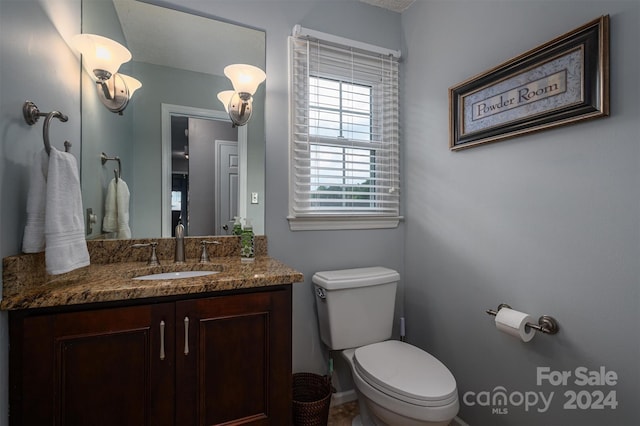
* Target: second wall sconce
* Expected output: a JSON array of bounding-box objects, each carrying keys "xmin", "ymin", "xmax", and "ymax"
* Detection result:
[
  {"xmin": 217, "ymin": 64, "xmax": 266, "ymax": 127},
  {"xmin": 71, "ymin": 34, "xmax": 142, "ymax": 115}
]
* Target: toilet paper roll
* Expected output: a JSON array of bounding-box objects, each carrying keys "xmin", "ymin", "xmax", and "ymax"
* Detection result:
[{"xmin": 495, "ymin": 308, "xmax": 536, "ymax": 342}]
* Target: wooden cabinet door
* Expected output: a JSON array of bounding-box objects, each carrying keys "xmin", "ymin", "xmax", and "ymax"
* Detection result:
[
  {"xmin": 11, "ymin": 303, "xmax": 175, "ymax": 426},
  {"xmin": 175, "ymin": 287, "xmax": 292, "ymax": 426}
]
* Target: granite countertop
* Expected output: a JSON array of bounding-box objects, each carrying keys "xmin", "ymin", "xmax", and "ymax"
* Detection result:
[{"xmin": 1, "ymin": 236, "xmax": 304, "ymax": 311}]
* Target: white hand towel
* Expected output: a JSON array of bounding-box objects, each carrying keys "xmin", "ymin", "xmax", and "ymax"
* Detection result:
[
  {"xmin": 44, "ymin": 147, "xmax": 90, "ymax": 275},
  {"xmin": 102, "ymin": 178, "xmax": 117, "ymax": 233},
  {"xmin": 115, "ymin": 178, "xmax": 131, "ymax": 239},
  {"xmin": 22, "ymin": 149, "xmax": 49, "ymax": 253}
]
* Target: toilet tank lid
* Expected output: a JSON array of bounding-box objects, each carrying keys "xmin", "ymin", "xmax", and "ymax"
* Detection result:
[{"xmin": 312, "ymin": 267, "xmax": 400, "ymax": 290}]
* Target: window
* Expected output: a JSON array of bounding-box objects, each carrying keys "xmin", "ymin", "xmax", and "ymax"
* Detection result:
[
  {"xmin": 288, "ymin": 31, "xmax": 401, "ymax": 230},
  {"xmin": 171, "ymin": 191, "xmax": 182, "ymax": 211}
]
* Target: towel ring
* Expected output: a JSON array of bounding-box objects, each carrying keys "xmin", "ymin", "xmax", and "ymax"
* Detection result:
[
  {"xmin": 23, "ymin": 101, "xmax": 71, "ymax": 155},
  {"xmin": 101, "ymin": 152, "xmax": 122, "ymax": 182}
]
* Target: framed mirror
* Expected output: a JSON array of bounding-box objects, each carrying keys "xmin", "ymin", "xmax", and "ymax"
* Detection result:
[{"xmin": 80, "ymin": 0, "xmax": 265, "ymax": 239}]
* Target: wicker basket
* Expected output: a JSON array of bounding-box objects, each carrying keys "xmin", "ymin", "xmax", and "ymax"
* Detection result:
[{"xmin": 292, "ymin": 373, "xmax": 332, "ymax": 426}]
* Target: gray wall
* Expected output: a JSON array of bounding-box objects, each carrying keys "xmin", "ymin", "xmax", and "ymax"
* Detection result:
[
  {"xmin": 0, "ymin": 0, "xmax": 81, "ymax": 422},
  {"xmin": 81, "ymin": 0, "xmax": 134, "ymax": 239},
  {"xmin": 402, "ymin": 1, "xmax": 640, "ymax": 425},
  {"xmin": 129, "ymin": 61, "xmax": 236, "ymax": 237}
]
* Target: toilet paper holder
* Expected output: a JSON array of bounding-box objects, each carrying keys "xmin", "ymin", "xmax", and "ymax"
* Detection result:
[{"xmin": 486, "ymin": 304, "xmax": 559, "ymax": 335}]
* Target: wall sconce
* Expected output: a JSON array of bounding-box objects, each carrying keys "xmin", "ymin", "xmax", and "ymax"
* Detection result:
[
  {"xmin": 217, "ymin": 64, "xmax": 266, "ymax": 127},
  {"xmin": 71, "ymin": 34, "xmax": 141, "ymax": 115}
]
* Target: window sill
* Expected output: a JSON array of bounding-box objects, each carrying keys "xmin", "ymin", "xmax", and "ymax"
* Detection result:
[{"xmin": 287, "ymin": 216, "xmax": 403, "ymax": 231}]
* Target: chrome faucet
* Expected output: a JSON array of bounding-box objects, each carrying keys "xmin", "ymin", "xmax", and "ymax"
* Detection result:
[
  {"xmin": 132, "ymin": 242, "xmax": 160, "ymax": 266},
  {"xmin": 175, "ymin": 220, "xmax": 185, "ymax": 263},
  {"xmin": 199, "ymin": 240, "xmax": 221, "ymax": 263}
]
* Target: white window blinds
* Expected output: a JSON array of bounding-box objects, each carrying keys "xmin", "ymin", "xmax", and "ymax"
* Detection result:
[{"xmin": 288, "ymin": 29, "xmax": 401, "ymax": 230}]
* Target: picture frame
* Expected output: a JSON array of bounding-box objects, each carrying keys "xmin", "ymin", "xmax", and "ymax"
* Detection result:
[{"xmin": 449, "ymin": 15, "xmax": 609, "ymax": 151}]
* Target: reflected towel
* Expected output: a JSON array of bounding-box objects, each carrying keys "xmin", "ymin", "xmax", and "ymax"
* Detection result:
[
  {"xmin": 102, "ymin": 177, "xmax": 131, "ymax": 238},
  {"xmin": 116, "ymin": 178, "xmax": 131, "ymax": 239},
  {"xmin": 22, "ymin": 149, "xmax": 49, "ymax": 253},
  {"xmin": 102, "ymin": 178, "xmax": 117, "ymax": 233},
  {"xmin": 44, "ymin": 147, "xmax": 90, "ymax": 275}
]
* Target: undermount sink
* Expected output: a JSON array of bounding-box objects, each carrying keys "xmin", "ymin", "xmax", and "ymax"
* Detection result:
[{"xmin": 133, "ymin": 270, "xmax": 220, "ymax": 281}]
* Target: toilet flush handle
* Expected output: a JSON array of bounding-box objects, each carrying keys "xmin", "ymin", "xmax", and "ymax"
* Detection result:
[{"xmin": 316, "ymin": 287, "xmax": 326, "ymax": 300}]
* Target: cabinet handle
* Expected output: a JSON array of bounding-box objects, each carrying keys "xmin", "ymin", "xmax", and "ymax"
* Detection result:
[
  {"xmin": 160, "ymin": 320, "xmax": 166, "ymax": 360},
  {"xmin": 183, "ymin": 317, "xmax": 190, "ymax": 355}
]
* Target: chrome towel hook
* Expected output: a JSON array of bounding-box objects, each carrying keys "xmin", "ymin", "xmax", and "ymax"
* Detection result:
[
  {"xmin": 101, "ymin": 152, "xmax": 122, "ymax": 182},
  {"xmin": 23, "ymin": 101, "xmax": 71, "ymax": 155}
]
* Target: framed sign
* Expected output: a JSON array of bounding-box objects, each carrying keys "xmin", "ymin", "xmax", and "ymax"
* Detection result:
[{"xmin": 449, "ymin": 15, "xmax": 609, "ymax": 151}]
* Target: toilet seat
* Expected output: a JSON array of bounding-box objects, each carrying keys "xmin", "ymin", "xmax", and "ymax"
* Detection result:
[{"xmin": 354, "ymin": 340, "xmax": 458, "ymax": 407}]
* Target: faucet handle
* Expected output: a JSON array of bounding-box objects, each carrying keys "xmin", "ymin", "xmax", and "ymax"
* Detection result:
[
  {"xmin": 200, "ymin": 240, "xmax": 221, "ymax": 263},
  {"xmin": 132, "ymin": 242, "xmax": 160, "ymax": 266}
]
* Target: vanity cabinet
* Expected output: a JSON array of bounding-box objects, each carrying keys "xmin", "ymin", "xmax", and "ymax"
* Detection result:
[{"xmin": 9, "ymin": 285, "xmax": 292, "ymax": 426}]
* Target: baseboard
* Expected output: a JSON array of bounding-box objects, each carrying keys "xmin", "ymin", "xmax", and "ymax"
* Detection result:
[
  {"xmin": 331, "ymin": 389, "xmax": 358, "ymax": 406},
  {"xmin": 450, "ymin": 416, "xmax": 470, "ymax": 426}
]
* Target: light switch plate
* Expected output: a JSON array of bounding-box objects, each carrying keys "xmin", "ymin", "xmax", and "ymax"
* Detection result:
[{"xmin": 251, "ymin": 192, "xmax": 259, "ymax": 204}]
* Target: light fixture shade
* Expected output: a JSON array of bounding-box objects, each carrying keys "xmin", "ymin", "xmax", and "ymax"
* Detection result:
[
  {"xmin": 217, "ymin": 90, "xmax": 234, "ymax": 113},
  {"xmin": 71, "ymin": 34, "xmax": 132, "ymax": 80},
  {"xmin": 119, "ymin": 74, "xmax": 142, "ymax": 97},
  {"xmin": 223, "ymin": 64, "xmax": 266, "ymax": 95}
]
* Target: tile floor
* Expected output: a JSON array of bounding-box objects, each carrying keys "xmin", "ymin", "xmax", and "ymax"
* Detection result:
[
  {"xmin": 327, "ymin": 401, "xmax": 359, "ymax": 425},
  {"xmin": 326, "ymin": 401, "xmax": 458, "ymax": 426}
]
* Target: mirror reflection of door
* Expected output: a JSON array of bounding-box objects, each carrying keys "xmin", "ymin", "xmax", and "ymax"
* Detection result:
[
  {"xmin": 215, "ymin": 141, "xmax": 239, "ymax": 235},
  {"xmin": 171, "ymin": 116, "xmax": 238, "ymax": 236}
]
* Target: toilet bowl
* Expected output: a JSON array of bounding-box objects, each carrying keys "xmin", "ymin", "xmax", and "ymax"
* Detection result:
[
  {"xmin": 312, "ymin": 267, "xmax": 459, "ymax": 426},
  {"xmin": 343, "ymin": 341, "xmax": 458, "ymax": 426}
]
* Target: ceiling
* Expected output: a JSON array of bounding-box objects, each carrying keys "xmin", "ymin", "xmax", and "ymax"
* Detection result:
[
  {"xmin": 113, "ymin": 0, "xmax": 409, "ymax": 78},
  {"xmin": 359, "ymin": 0, "xmax": 415, "ymax": 12},
  {"xmin": 113, "ymin": 0, "xmax": 265, "ymax": 77}
]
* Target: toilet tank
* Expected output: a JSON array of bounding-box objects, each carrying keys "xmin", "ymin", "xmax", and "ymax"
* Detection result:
[{"xmin": 312, "ymin": 267, "xmax": 400, "ymax": 350}]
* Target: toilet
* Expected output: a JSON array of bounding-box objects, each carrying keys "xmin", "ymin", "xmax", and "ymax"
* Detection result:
[{"xmin": 312, "ymin": 267, "xmax": 459, "ymax": 426}]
